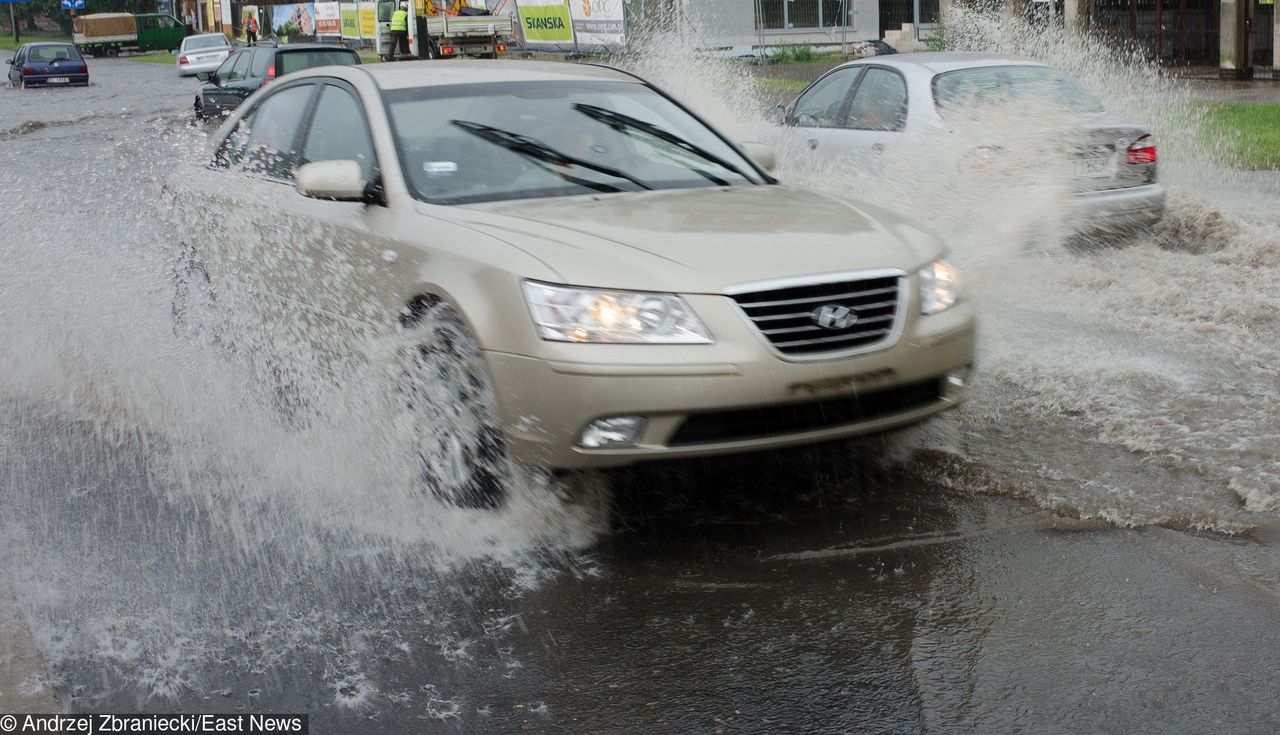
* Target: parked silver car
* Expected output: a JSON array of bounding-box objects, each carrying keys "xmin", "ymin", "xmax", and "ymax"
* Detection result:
[
  {"xmin": 175, "ymin": 61, "xmax": 975, "ymax": 504},
  {"xmin": 177, "ymin": 33, "xmax": 232, "ymax": 77},
  {"xmin": 773, "ymin": 52, "xmax": 1166, "ymax": 234}
]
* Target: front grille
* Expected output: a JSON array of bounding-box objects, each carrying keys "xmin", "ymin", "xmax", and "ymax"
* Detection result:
[
  {"xmin": 730, "ymin": 274, "xmax": 903, "ymax": 357},
  {"xmin": 669, "ymin": 378, "xmax": 943, "ymax": 446}
]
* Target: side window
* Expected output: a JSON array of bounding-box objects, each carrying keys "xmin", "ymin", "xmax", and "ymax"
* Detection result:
[
  {"xmin": 214, "ymin": 52, "xmax": 239, "ymax": 78},
  {"xmin": 225, "ymin": 50, "xmax": 253, "ymax": 81},
  {"xmin": 231, "ymin": 84, "xmax": 316, "ymax": 179},
  {"xmin": 300, "ymin": 84, "xmax": 378, "ymax": 182},
  {"xmin": 790, "ymin": 67, "xmax": 862, "ymax": 129},
  {"xmin": 140, "ymin": 16, "xmax": 156, "ymax": 30},
  {"xmin": 846, "ymin": 68, "xmax": 909, "ymax": 132},
  {"xmin": 248, "ymin": 49, "xmax": 271, "ymax": 79},
  {"xmin": 159, "ymin": 16, "xmax": 176, "ymax": 28}
]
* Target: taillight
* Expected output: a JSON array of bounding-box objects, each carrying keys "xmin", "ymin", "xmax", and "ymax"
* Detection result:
[
  {"xmin": 22, "ymin": 65, "xmax": 35, "ymax": 74},
  {"xmin": 1126, "ymin": 134, "xmax": 1157, "ymax": 164},
  {"xmin": 496, "ymin": 43, "xmax": 507, "ymax": 53},
  {"xmin": 179, "ymin": 55, "xmax": 189, "ymax": 64},
  {"xmin": 263, "ymin": 65, "xmax": 276, "ymax": 85},
  {"xmin": 441, "ymin": 46, "xmax": 454, "ymax": 55}
]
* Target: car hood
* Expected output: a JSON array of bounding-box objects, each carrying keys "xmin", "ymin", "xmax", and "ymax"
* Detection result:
[{"xmin": 425, "ymin": 185, "xmax": 942, "ymax": 293}]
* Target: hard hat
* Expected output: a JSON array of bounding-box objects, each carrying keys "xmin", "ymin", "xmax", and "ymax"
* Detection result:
[{"xmin": 398, "ymin": 2, "xmax": 407, "ymax": 7}]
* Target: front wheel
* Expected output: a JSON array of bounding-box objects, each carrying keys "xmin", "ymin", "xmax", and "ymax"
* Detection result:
[
  {"xmin": 400, "ymin": 302, "xmax": 510, "ymax": 509},
  {"xmin": 105, "ymin": 46, "xmax": 120, "ymax": 57}
]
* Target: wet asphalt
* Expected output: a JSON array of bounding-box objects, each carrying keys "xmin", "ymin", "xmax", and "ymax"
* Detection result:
[{"xmin": 2, "ymin": 58, "xmax": 1280, "ymax": 734}]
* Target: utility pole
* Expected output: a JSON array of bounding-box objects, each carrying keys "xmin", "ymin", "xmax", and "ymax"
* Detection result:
[
  {"xmin": 840, "ymin": 0, "xmax": 848, "ymax": 57},
  {"xmin": 10, "ymin": 2, "xmax": 19, "ymax": 47}
]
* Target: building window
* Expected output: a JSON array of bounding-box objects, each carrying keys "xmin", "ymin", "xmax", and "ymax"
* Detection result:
[
  {"xmin": 788, "ymin": 0, "xmax": 819, "ymax": 28},
  {"xmin": 757, "ymin": 0, "xmax": 851, "ymax": 30},
  {"xmin": 758, "ymin": 0, "xmax": 786, "ymax": 29},
  {"xmin": 821, "ymin": 0, "xmax": 847, "ymax": 26}
]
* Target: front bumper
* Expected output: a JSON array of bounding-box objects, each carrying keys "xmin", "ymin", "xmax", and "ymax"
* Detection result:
[
  {"xmin": 485, "ymin": 295, "xmax": 976, "ymax": 469},
  {"xmin": 1071, "ymin": 182, "xmax": 1166, "ymax": 231}
]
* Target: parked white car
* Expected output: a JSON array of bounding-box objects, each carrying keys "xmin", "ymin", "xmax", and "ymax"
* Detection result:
[
  {"xmin": 177, "ymin": 33, "xmax": 232, "ymax": 77},
  {"xmin": 772, "ymin": 52, "xmax": 1166, "ymax": 234}
]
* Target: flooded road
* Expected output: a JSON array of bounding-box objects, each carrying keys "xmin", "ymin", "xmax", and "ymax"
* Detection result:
[{"xmin": 3, "ymin": 55, "xmax": 1280, "ymax": 733}]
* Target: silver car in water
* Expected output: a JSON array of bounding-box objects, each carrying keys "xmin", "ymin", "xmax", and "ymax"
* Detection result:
[
  {"xmin": 173, "ymin": 61, "xmax": 976, "ymax": 505},
  {"xmin": 177, "ymin": 33, "xmax": 233, "ymax": 77},
  {"xmin": 773, "ymin": 52, "xmax": 1166, "ymax": 234}
]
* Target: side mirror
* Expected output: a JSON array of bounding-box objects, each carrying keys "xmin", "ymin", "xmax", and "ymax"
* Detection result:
[
  {"xmin": 739, "ymin": 142, "xmax": 777, "ymax": 173},
  {"xmin": 765, "ymin": 104, "xmax": 786, "ymax": 126},
  {"xmin": 170, "ymin": 48, "xmax": 179, "ymax": 55},
  {"xmin": 4, "ymin": 59, "xmax": 13, "ymax": 65},
  {"xmin": 296, "ymin": 160, "xmax": 370, "ymax": 202},
  {"xmin": 196, "ymin": 71, "xmax": 212, "ymax": 81}
]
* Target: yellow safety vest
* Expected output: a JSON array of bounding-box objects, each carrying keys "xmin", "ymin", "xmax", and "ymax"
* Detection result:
[{"xmin": 390, "ymin": 9, "xmax": 409, "ymax": 31}]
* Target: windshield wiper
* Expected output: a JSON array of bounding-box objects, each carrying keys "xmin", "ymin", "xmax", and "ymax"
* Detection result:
[
  {"xmin": 450, "ymin": 120, "xmax": 654, "ymax": 192},
  {"xmin": 572, "ymin": 103, "xmax": 753, "ymax": 186}
]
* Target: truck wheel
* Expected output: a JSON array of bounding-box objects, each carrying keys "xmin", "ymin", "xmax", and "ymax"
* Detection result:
[
  {"xmin": 400, "ymin": 301, "xmax": 510, "ymax": 509},
  {"xmin": 106, "ymin": 46, "xmax": 119, "ymax": 57}
]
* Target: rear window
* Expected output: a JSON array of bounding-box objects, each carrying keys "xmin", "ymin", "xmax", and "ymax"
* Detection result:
[
  {"xmin": 277, "ymin": 49, "xmax": 361, "ymax": 76},
  {"xmin": 29, "ymin": 45, "xmax": 82, "ymax": 62},
  {"xmin": 185, "ymin": 35, "xmax": 230, "ymax": 51},
  {"xmin": 932, "ymin": 65, "xmax": 1104, "ymax": 116}
]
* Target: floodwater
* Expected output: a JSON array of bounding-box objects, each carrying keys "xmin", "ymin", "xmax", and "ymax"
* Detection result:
[{"xmin": 2, "ymin": 25, "xmax": 1280, "ymax": 733}]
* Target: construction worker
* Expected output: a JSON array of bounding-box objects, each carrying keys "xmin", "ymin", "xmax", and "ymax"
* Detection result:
[
  {"xmin": 390, "ymin": 1, "xmax": 410, "ymax": 60},
  {"xmin": 244, "ymin": 13, "xmax": 258, "ymax": 44}
]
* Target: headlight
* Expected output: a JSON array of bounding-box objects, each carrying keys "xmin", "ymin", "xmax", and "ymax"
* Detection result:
[
  {"xmin": 919, "ymin": 260, "xmax": 959, "ymax": 315},
  {"xmin": 522, "ymin": 281, "xmax": 713, "ymax": 344}
]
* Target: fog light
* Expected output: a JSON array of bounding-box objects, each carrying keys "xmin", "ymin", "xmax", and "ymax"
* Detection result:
[
  {"xmin": 944, "ymin": 368, "xmax": 969, "ymax": 400},
  {"xmin": 580, "ymin": 416, "xmax": 646, "ymax": 448}
]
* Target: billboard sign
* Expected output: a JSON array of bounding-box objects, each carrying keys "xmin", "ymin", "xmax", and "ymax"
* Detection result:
[
  {"xmin": 517, "ymin": 0, "xmax": 574, "ymax": 45},
  {"xmin": 358, "ymin": 0, "xmax": 376, "ymax": 38},
  {"xmin": 315, "ymin": 1, "xmax": 340, "ymax": 36},
  {"xmin": 567, "ymin": 0, "xmax": 623, "ymax": 47}
]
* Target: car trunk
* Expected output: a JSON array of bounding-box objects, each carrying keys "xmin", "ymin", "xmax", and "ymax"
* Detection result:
[{"xmin": 1071, "ymin": 120, "xmax": 1156, "ymax": 193}]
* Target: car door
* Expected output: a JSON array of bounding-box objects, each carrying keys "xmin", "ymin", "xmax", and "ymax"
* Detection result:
[
  {"xmin": 830, "ymin": 66, "xmax": 910, "ymax": 156},
  {"xmin": 182, "ymin": 81, "xmax": 330, "ymax": 377},
  {"xmin": 287, "ymin": 80, "xmax": 400, "ymax": 329},
  {"xmin": 780, "ymin": 66, "xmax": 863, "ymax": 155},
  {"xmin": 221, "ymin": 50, "xmax": 259, "ymax": 112},
  {"xmin": 202, "ymin": 51, "xmax": 245, "ymax": 116},
  {"xmin": 7, "ymin": 47, "xmax": 22, "ymax": 85}
]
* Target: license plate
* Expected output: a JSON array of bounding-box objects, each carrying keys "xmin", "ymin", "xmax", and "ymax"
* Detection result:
[
  {"xmin": 48, "ymin": 77, "xmax": 70, "ymax": 84},
  {"xmin": 1074, "ymin": 157, "xmax": 1112, "ymax": 177}
]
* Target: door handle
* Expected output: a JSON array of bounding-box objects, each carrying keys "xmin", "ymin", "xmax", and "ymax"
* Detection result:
[{"xmin": 807, "ymin": 138, "xmax": 818, "ymax": 151}]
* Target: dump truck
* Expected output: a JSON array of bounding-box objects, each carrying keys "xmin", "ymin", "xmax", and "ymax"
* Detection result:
[
  {"xmin": 376, "ymin": 0, "xmax": 513, "ymax": 61},
  {"xmin": 73, "ymin": 13, "xmax": 188, "ymax": 57}
]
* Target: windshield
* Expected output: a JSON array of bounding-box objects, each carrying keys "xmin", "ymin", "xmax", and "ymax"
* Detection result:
[
  {"xmin": 385, "ymin": 80, "xmax": 766, "ymax": 205},
  {"xmin": 185, "ymin": 35, "xmax": 230, "ymax": 51},
  {"xmin": 932, "ymin": 65, "xmax": 1104, "ymax": 116},
  {"xmin": 277, "ymin": 49, "xmax": 361, "ymax": 75}
]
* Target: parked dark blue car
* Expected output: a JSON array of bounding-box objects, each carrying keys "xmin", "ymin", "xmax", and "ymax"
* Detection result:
[{"xmin": 6, "ymin": 43, "xmax": 90, "ymax": 89}]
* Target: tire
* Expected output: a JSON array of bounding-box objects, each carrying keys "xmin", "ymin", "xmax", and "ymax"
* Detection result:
[
  {"xmin": 400, "ymin": 301, "xmax": 509, "ymax": 509},
  {"xmin": 193, "ymin": 96, "xmax": 205, "ymax": 120},
  {"xmin": 106, "ymin": 46, "xmax": 120, "ymax": 58}
]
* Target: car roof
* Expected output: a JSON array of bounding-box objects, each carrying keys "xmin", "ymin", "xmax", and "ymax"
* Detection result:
[
  {"xmin": 845, "ymin": 52, "xmax": 1049, "ymax": 74},
  {"xmin": 359, "ymin": 60, "xmax": 638, "ymax": 90},
  {"xmin": 23, "ymin": 42, "xmax": 78, "ymax": 48}
]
